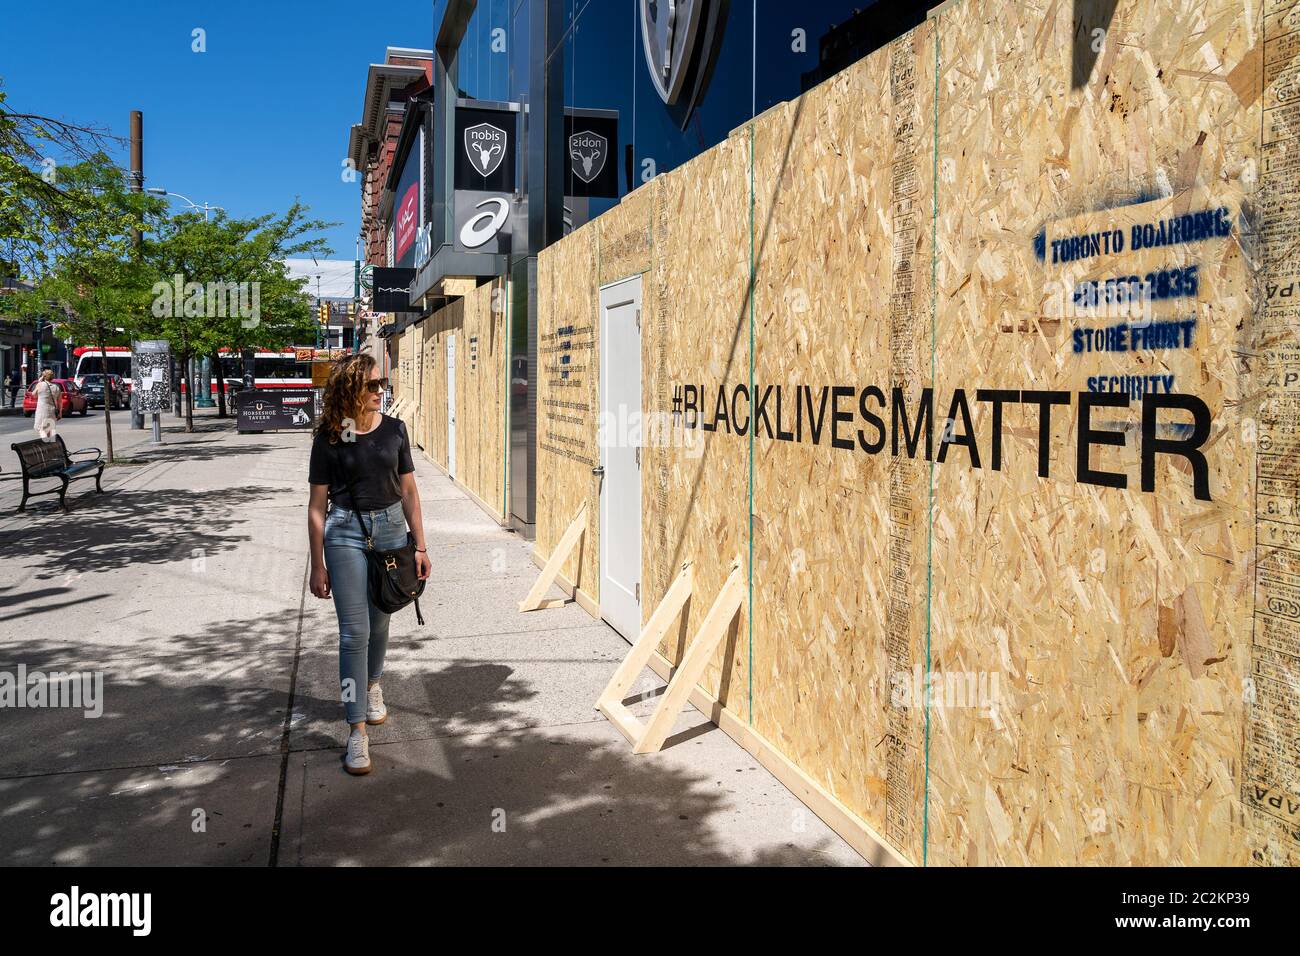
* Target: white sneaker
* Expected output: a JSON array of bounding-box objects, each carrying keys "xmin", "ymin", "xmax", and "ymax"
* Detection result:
[
  {"xmin": 366, "ymin": 684, "xmax": 388, "ymax": 725},
  {"xmin": 344, "ymin": 729, "xmax": 371, "ymax": 775}
]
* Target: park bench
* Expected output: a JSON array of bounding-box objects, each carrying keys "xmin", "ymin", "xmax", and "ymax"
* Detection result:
[{"xmin": 9, "ymin": 436, "xmax": 105, "ymax": 512}]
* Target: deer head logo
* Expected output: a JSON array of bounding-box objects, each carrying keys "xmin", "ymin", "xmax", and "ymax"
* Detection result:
[
  {"xmin": 464, "ymin": 122, "xmax": 507, "ymax": 178},
  {"xmin": 568, "ymin": 131, "xmax": 608, "ymax": 184}
]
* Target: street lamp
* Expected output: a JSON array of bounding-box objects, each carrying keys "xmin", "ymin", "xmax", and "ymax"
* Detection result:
[
  {"xmin": 146, "ymin": 187, "xmax": 225, "ymax": 221},
  {"xmin": 148, "ymin": 188, "xmax": 224, "ymax": 407}
]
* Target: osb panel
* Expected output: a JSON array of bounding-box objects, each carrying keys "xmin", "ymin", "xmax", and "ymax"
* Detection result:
[
  {"xmin": 645, "ymin": 133, "xmax": 752, "ymax": 718},
  {"xmin": 597, "ymin": 184, "xmax": 669, "ymax": 637},
  {"xmin": 397, "ymin": 325, "xmax": 418, "ymax": 438},
  {"xmin": 413, "ymin": 320, "xmax": 427, "ymax": 449},
  {"xmin": 421, "ymin": 309, "xmax": 447, "ymax": 464},
  {"xmin": 395, "ymin": 326, "xmax": 412, "ymax": 405},
  {"xmin": 927, "ymin": 0, "xmax": 1275, "ymax": 865},
  {"xmin": 536, "ymin": 223, "xmax": 601, "ymax": 601},
  {"xmin": 598, "ymin": 184, "xmax": 656, "ymax": 286},
  {"xmin": 1253, "ymin": 0, "xmax": 1300, "ymax": 867},
  {"xmin": 529, "ymin": 0, "xmax": 1298, "ymax": 868},
  {"xmin": 749, "ymin": 22, "xmax": 936, "ymax": 864},
  {"xmin": 410, "ymin": 282, "xmax": 508, "ymax": 520},
  {"xmin": 457, "ymin": 277, "xmax": 508, "ymax": 518}
]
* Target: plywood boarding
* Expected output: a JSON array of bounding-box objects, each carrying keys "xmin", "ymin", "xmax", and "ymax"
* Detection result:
[
  {"xmin": 1256, "ymin": 0, "xmax": 1300, "ymax": 867},
  {"xmin": 533, "ymin": 0, "xmax": 1300, "ymax": 866},
  {"xmin": 536, "ymin": 223, "xmax": 601, "ymax": 602},
  {"xmin": 412, "ymin": 319, "xmax": 425, "ymax": 449},
  {"xmin": 531, "ymin": 181, "xmax": 657, "ymax": 616},
  {"xmin": 395, "ymin": 324, "xmax": 418, "ymax": 439},
  {"xmin": 421, "ymin": 303, "xmax": 452, "ymax": 470},
  {"xmin": 410, "ymin": 280, "xmax": 509, "ymax": 521},
  {"xmin": 460, "ymin": 277, "xmax": 508, "ymax": 519},
  {"xmin": 923, "ymin": 0, "xmax": 1291, "ymax": 867},
  {"xmin": 748, "ymin": 22, "xmax": 936, "ymax": 863},
  {"xmin": 643, "ymin": 135, "xmax": 753, "ymax": 717}
]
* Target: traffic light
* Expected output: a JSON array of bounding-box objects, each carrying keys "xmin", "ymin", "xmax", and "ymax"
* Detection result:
[{"xmin": 318, "ymin": 301, "xmax": 329, "ymax": 324}]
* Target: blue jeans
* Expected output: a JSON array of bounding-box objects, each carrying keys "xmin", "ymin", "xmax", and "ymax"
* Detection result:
[{"xmin": 324, "ymin": 501, "xmax": 409, "ymax": 725}]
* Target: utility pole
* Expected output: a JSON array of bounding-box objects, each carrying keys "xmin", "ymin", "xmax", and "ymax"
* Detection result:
[{"xmin": 129, "ymin": 110, "xmax": 151, "ymax": 435}]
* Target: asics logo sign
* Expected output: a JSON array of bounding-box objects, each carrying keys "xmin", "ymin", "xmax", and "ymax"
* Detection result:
[{"xmin": 459, "ymin": 197, "xmax": 510, "ymax": 249}]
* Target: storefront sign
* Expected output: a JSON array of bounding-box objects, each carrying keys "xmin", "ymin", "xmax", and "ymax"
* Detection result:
[
  {"xmin": 455, "ymin": 192, "xmax": 512, "ymax": 254},
  {"xmin": 394, "ymin": 181, "xmax": 420, "ymax": 264},
  {"xmin": 565, "ymin": 113, "xmax": 619, "ymax": 198},
  {"xmin": 450, "ymin": 103, "xmax": 521, "ymax": 256},
  {"xmin": 372, "ymin": 267, "xmax": 416, "ymax": 312},
  {"xmin": 235, "ymin": 387, "xmax": 317, "ymax": 431},
  {"xmin": 639, "ymin": 0, "xmax": 728, "ymax": 128},
  {"xmin": 455, "ymin": 106, "xmax": 517, "ymax": 192}
]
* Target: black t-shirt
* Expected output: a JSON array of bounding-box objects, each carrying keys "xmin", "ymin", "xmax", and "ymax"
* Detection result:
[{"xmin": 308, "ymin": 415, "xmax": 414, "ymax": 510}]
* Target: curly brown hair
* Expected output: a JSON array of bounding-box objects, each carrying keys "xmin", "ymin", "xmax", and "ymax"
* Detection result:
[{"xmin": 315, "ymin": 353, "xmax": 378, "ymax": 443}]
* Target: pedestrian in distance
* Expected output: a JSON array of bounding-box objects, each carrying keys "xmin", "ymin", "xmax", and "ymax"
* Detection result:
[
  {"xmin": 32, "ymin": 369, "xmax": 60, "ymax": 440},
  {"xmin": 3, "ymin": 371, "xmax": 14, "ymax": 408},
  {"xmin": 307, "ymin": 353, "xmax": 431, "ymax": 775}
]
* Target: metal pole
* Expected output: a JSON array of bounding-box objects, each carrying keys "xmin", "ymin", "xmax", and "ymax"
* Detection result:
[{"xmin": 130, "ymin": 110, "xmax": 145, "ymax": 429}]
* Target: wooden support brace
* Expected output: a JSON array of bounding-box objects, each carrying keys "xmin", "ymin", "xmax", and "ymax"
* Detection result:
[
  {"xmin": 596, "ymin": 556, "xmax": 744, "ymax": 754},
  {"xmin": 518, "ymin": 502, "xmax": 588, "ymax": 612},
  {"xmin": 634, "ymin": 557, "xmax": 743, "ymax": 753},
  {"xmin": 596, "ymin": 561, "xmax": 694, "ymax": 745}
]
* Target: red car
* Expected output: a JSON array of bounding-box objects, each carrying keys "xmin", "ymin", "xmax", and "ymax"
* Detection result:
[{"xmin": 23, "ymin": 378, "xmax": 90, "ymax": 417}]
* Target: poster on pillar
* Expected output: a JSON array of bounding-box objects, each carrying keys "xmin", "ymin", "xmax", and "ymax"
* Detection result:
[{"xmin": 131, "ymin": 340, "xmax": 171, "ymax": 413}]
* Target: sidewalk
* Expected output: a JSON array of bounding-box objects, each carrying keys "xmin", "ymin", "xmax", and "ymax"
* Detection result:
[{"xmin": 0, "ymin": 407, "xmax": 863, "ymax": 866}]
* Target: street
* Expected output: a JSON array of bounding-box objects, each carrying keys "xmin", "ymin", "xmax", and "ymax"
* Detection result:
[{"xmin": 0, "ymin": 409, "xmax": 861, "ymax": 866}]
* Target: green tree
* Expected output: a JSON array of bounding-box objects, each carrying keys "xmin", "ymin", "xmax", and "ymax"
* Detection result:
[
  {"xmin": 13, "ymin": 153, "xmax": 163, "ymax": 462},
  {"xmin": 0, "ymin": 83, "xmax": 124, "ymax": 278},
  {"xmin": 143, "ymin": 201, "xmax": 332, "ymax": 427}
]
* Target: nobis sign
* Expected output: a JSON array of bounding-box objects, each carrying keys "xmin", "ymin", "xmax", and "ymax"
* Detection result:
[
  {"xmin": 455, "ymin": 106, "xmax": 517, "ymax": 192},
  {"xmin": 564, "ymin": 113, "xmax": 619, "ymax": 198},
  {"xmin": 453, "ymin": 102, "xmax": 520, "ymax": 256}
]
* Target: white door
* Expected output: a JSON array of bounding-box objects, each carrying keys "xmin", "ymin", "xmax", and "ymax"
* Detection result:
[
  {"xmin": 599, "ymin": 276, "xmax": 642, "ymax": 640},
  {"xmin": 446, "ymin": 335, "xmax": 456, "ymax": 477}
]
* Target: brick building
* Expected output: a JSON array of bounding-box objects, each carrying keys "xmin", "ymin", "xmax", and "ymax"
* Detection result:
[{"xmin": 346, "ymin": 47, "xmax": 433, "ymax": 362}]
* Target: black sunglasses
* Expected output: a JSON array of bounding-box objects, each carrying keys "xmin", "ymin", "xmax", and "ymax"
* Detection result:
[{"xmin": 365, "ymin": 378, "xmax": 390, "ymax": 393}]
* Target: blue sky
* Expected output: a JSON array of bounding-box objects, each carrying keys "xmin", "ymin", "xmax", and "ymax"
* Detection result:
[{"xmin": 2, "ymin": 0, "xmax": 432, "ymax": 261}]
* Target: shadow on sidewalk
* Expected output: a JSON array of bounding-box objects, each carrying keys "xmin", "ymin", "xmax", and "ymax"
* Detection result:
[
  {"xmin": 0, "ymin": 634, "xmax": 848, "ymax": 865},
  {"xmin": 0, "ymin": 483, "xmax": 277, "ymax": 577},
  {"xmin": 283, "ymin": 660, "xmax": 848, "ymax": 866}
]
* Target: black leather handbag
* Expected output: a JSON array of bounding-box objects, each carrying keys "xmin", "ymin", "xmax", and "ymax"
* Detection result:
[{"xmin": 339, "ymin": 464, "xmax": 426, "ymax": 625}]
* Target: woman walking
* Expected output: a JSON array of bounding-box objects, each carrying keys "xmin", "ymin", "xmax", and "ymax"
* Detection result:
[
  {"xmin": 32, "ymin": 369, "xmax": 60, "ymax": 440},
  {"xmin": 307, "ymin": 354, "xmax": 431, "ymax": 775}
]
